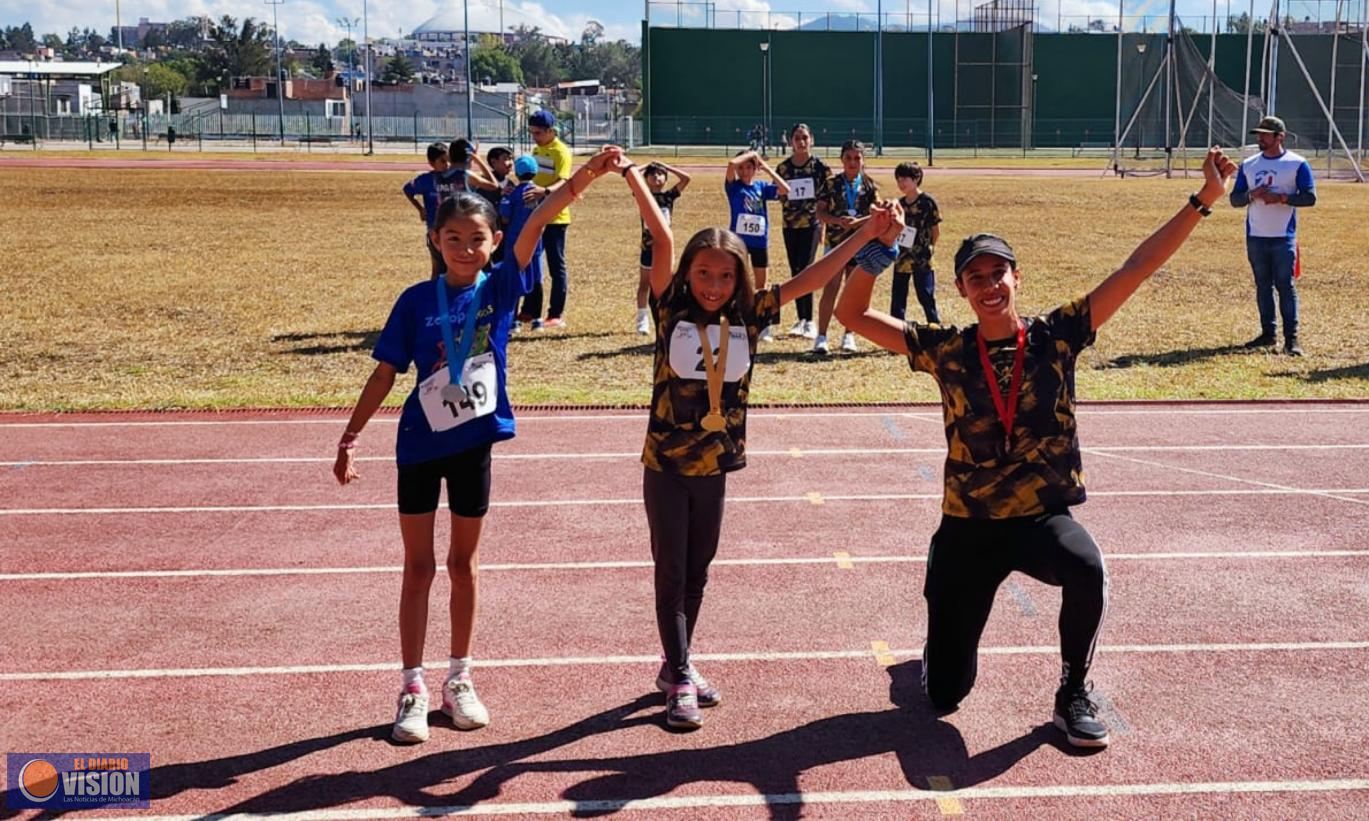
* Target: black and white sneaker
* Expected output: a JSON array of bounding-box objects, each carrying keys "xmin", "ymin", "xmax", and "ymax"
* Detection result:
[{"xmin": 1053, "ymin": 684, "xmax": 1111, "ymax": 748}]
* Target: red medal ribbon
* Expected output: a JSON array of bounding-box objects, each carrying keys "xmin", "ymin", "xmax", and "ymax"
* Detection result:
[{"xmin": 976, "ymin": 320, "xmax": 1026, "ymax": 451}]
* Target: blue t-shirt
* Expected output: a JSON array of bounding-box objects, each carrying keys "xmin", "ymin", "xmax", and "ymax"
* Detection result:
[
  {"xmin": 373, "ymin": 255, "xmax": 536, "ymax": 466},
  {"xmin": 725, "ymin": 179, "xmax": 780, "ymax": 249},
  {"xmin": 402, "ymin": 171, "xmax": 443, "ymax": 230},
  {"xmin": 499, "ymin": 181, "xmax": 543, "ymax": 280}
]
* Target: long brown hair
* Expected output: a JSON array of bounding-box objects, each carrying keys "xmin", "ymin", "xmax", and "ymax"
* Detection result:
[{"xmin": 672, "ymin": 227, "xmax": 755, "ymax": 321}]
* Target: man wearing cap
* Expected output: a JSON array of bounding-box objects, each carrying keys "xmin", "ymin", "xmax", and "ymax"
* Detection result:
[
  {"xmin": 1230, "ymin": 115, "xmax": 1316, "ymax": 356},
  {"xmin": 836, "ymin": 148, "xmax": 1239, "ymax": 750},
  {"xmin": 518, "ymin": 109, "xmax": 575, "ymax": 330}
]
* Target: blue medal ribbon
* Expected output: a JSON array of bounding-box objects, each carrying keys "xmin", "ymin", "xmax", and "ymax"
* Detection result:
[
  {"xmin": 842, "ymin": 174, "xmax": 863, "ymax": 215},
  {"xmin": 435, "ymin": 273, "xmax": 489, "ymax": 393}
]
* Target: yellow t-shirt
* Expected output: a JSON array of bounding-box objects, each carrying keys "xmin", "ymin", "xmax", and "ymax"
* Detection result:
[{"xmin": 532, "ymin": 138, "xmax": 573, "ymax": 225}]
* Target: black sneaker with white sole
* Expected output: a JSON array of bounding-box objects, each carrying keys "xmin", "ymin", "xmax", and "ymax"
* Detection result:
[{"xmin": 1053, "ymin": 684, "xmax": 1111, "ymax": 748}]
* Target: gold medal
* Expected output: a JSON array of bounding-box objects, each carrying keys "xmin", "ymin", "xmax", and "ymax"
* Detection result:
[{"xmin": 694, "ymin": 317, "xmax": 731, "ymax": 434}]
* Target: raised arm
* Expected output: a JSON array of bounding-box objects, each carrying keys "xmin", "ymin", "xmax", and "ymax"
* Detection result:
[
  {"xmin": 513, "ymin": 146, "xmax": 623, "ymax": 271},
  {"xmin": 1089, "ymin": 146, "xmax": 1237, "ymax": 332},
  {"xmin": 623, "ymin": 160, "xmax": 676, "ymax": 298},
  {"xmin": 832, "ymin": 203, "xmax": 914, "ymax": 355},
  {"xmin": 756, "ymin": 156, "xmax": 791, "ymax": 197},
  {"xmin": 725, "ymin": 150, "xmax": 755, "ymax": 184},
  {"xmin": 465, "ymin": 168, "xmax": 499, "ymax": 192},
  {"xmin": 658, "ymin": 161, "xmax": 692, "ymax": 193},
  {"xmin": 780, "ymin": 200, "xmax": 900, "ymax": 309}
]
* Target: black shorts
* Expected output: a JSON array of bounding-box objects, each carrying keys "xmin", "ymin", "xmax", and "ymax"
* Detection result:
[
  {"xmin": 746, "ymin": 245, "xmax": 769, "ymax": 269},
  {"xmin": 396, "ymin": 444, "xmax": 493, "ymax": 517},
  {"xmin": 640, "ymin": 245, "xmax": 653, "ymax": 268}
]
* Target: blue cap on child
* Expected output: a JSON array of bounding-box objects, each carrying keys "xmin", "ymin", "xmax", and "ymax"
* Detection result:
[
  {"xmin": 513, "ymin": 155, "xmax": 539, "ymax": 180},
  {"xmin": 528, "ymin": 109, "xmax": 557, "ymax": 130}
]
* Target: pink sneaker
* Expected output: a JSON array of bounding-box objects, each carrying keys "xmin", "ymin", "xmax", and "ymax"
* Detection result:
[{"xmin": 542, "ymin": 317, "xmax": 567, "ymax": 329}]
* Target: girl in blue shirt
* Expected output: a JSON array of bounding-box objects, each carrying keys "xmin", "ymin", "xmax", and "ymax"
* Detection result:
[
  {"xmin": 332, "ymin": 146, "xmax": 626, "ymax": 744},
  {"xmin": 725, "ymin": 149, "xmax": 790, "ymax": 342}
]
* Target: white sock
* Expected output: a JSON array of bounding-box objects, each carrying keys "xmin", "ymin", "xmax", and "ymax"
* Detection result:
[
  {"xmin": 401, "ymin": 666, "xmax": 426, "ymax": 692},
  {"xmin": 448, "ymin": 656, "xmax": 472, "ymax": 679},
  {"xmin": 636, "ymin": 308, "xmax": 649, "ymax": 320}
]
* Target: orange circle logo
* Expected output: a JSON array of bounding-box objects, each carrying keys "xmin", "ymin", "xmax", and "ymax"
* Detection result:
[{"xmin": 18, "ymin": 758, "xmax": 60, "ymax": 802}]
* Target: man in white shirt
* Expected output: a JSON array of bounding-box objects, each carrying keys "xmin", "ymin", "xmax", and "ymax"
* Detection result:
[{"xmin": 1229, "ymin": 115, "xmax": 1317, "ymax": 356}]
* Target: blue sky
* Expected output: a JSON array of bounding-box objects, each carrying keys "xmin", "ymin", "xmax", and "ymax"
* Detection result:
[{"xmin": 0, "ymin": 0, "xmax": 1331, "ymax": 49}]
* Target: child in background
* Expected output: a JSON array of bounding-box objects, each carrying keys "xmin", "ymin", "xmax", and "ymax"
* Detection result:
[
  {"xmin": 814, "ymin": 139, "xmax": 880, "ymax": 354},
  {"xmin": 724, "ymin": 149, "xmax": 790, "ymax": 342},
  {"xmin": 403, "ymin": 142, "xmax": 452, "ymax": 278},
  {"xmin": 635, "ymin": 161, "xmax": 692, "ymax": 335},
  {"xmin": 775, "ymin": 123, "xmax": 833, "ymax": 339},
  {"xmin": 835, "ymin": 147, "xmax": 1238, "ymax": 750},
  {"xmin": 501, "ymin": 155, "xmax": 544, "ymax": 331},
  {"xmin": 890, "ymin": 162, "xmax": 942, "ymax": 323},
  {"xmin": 482, "ymin": 146, "xmax": 516, "ymax": 267},
  {"xmin": 442, "ymin": 139, "xmax": 497, "ymax": 203},
  {"xmin": 333, "ymin": 148, "xmax": 627, "ymax": 745},
  {"xmin": 625, "ymin": 151, "xmax": 902, "ymax": 730}
]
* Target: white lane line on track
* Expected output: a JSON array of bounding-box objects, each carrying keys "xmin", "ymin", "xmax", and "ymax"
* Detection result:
[
  {"xmin": 1088, "ymin": 450, "xmax": 1369, "ymax": 508},
  {"xmin": 4, "ymin": 443, "xmax": 1367, "ymax": 467},
  {"xmin": 3, "ymin": 641, "xmax": 1365, "ymax": 681},
  {"xmin": 90, "ymin": 778, "xmax": 1369, "ymax": 820},
  {"xmin": 3, "ymin": 550, "xmax": 1366, "ymax": 582},
  {"xmin": 0, "ymin": 406, "xmax": 1366, "ymax": 428},
  {"xmin": 3, "ymin": 488, "xmax": 1368, "ymax": 516}
]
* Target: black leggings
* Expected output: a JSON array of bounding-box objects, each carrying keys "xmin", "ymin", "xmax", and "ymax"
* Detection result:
[
  {"xmin": 922, "ymin": 511, "xmax": 1108, "ymax": 710},
  {"xmin": 782, "ymin": 226, "xmax": 821, "ymax": 322},
  {"xmin": 643, "ymin": 467, "xmax": 727, "ymax": 685}
]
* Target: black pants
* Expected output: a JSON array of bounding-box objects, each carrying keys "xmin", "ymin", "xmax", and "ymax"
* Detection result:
[
  {"xmin": 782, "ymin": 226, "xmax": 821, "ymax": 322},
  {"xmin": 643, "ymin": 468, "xmax": 727, "ymax": 685},
  {"xmin": 521, "ymin": 223, "xmax": 569, "ymax": 319},
  {"xmin": 891, "ymin": 266, "xmax": 940, "ymax": 324},
  {"xmin": 922, "ymin": 511, "xmax": 1108, "ymax": 710}
]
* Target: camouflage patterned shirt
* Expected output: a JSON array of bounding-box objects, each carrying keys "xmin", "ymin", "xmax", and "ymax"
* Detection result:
[
  {"xmin": 775, "ymin": 155, "xmax": 833, "ymax": 230},
  {"xmin": 641, "ymin": 187, "xmax": 682, "ymax": 253},
  {"xmin": 894, "ymin": 192, "xmax": 941, "ymax": 273},
  {"xmin": 642, "ymin": 282, "xmax": 784, "ymax": 476},
  {"xmin": 822, "ymin": 173, "xmax": 880, "ymax": 247},
  {"xmin": 905, "ymin": 297, "xmax": 1096, "ymax": 519}
]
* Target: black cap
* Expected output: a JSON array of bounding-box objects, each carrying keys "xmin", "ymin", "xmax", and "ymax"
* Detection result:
[
  {"xmin": 1251, "ymin": 115, "xmax": 1286, "ymax": 135},
  {"xmin": 954, "ymin": 233, "xmax": 1017, "ymax": 276}
]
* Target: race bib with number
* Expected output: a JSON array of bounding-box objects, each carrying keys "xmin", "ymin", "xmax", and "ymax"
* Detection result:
[
  {"xmin": 897, "ymin": 225, "xmax": 919, "ymax": 249},
  {"xmin": 668, "ymin": 324, "xmax": 750, "ymax": 383},
  {"xmin": 735, "ymin": 213, "xmax": 767, "ymax": 237},
  {"xmin": 418, "ymin": 352, "xmax": 498, "ymax": 432},
  {"xmin": 787, "ymin": 178, "xmax": 815, "ymax": 201}
]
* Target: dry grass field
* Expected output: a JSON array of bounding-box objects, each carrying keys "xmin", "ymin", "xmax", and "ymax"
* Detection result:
[{"xmin": 1, "ymin": 164, "xmax": 1366, "ymax": 410}]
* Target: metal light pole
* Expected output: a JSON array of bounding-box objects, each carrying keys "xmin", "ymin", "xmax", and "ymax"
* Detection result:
[
  {"xmin": 116, "ymin": 0, "xmax": 123, "ymax": 52},
  {"xmin": 364, "ymin": 0, "xmax": 373, "ymax": 154},
  {"xmin": 464, "ymin": 0, "xmax": 474, "ymax": 139},
  {"xmin": 875, "ymin": 0, "xmax": 884, "ymax": 154},
  {"xmin": 759, "ymin": 40, "xmax": 770, "ymax": 157},
  {"xmin": 266, "ymin": 0, "xmax": 287, "ymax": 145},
  {"xmin": 337, "ymin": 16, "xmax": 359, "ymax": 137},
  {"xmin": 927, "ymin": 0, "xmax": 934, "ymax": 163}
]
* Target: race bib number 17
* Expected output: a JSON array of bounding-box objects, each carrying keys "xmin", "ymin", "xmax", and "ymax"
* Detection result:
[{"xmin": 787, "ymin": 178, "xmax": 815, "ymax": 201}]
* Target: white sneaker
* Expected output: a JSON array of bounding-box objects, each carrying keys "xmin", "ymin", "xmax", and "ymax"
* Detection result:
[
  {"xmin": 841, "ymin": 332, "xmax": 859, "ymax": 352},
  {"xmin": 787, "ymin": 320, "xmax": 807, "ymax": 337},
  {"xmin": 802, "ymin": 320, "xmax": 818, "ymax": 339},
  {"xmin": 511, "ymin": 321, "xmax": 523, "ymax": 335},
  {"xmin": 759, "ymin": 325, "xmax": 774, "ymax": 342},
  {"xmin": 442, "ymin": 673, "xmax": 490, "ymax": 729},
  {"xmin": 811, "ymin": 334, "xmax": 830, "ymax": 356},
  {"xmin": 392, "ymin": 686, "xmax": 430, "ymax": 743},
  {"xmin": 635, "ymin": 310, "xmax": 650, "ymax": 336}
]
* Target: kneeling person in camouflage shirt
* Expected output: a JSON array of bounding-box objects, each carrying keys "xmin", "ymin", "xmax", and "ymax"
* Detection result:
[{"xmin": 835, "ymin": 148, "xmax": 1238, "ymax": 749}]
